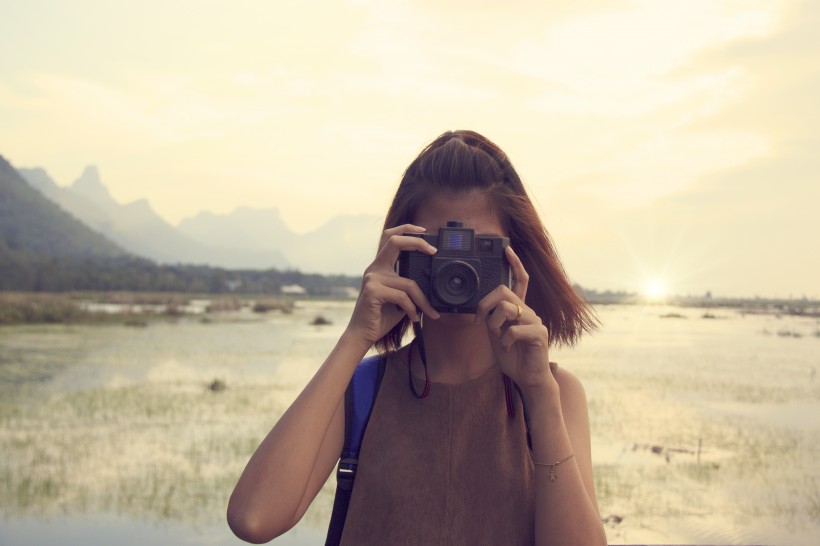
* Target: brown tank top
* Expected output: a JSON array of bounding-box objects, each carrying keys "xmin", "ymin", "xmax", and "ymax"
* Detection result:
[{"xmin": 340, "ymin": 354, "xmax": 536, "ymax": 545}]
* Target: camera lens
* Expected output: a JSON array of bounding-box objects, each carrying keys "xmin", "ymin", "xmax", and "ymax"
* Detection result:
[{"xmin": 434, "ymin": 261, "xmax": 478, "ymax": 307}]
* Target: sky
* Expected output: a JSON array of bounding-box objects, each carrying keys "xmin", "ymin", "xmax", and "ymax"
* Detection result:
[{"xmin": 1, "ymin": 0, "xmax": 818, "ymax": 299}]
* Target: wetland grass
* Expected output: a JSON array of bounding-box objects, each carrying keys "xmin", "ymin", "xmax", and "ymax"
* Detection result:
[
  {"xmin": 0, "ymin": 291, "xmax": 296, "ymax": 326},
  {"xmin": 0, "ymin": 378, "xmax": 292, "ymax": 523},
  {"xmin": 0, "ymin": 292, "xmax": 90, "ymax": 325},
  {"xmin": 2, "ymin": 302, "xmax": 818, "ymax": 544}
]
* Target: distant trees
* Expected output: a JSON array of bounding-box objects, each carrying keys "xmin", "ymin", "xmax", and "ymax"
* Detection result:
[
  {"xmin": 2, "ymin": 154, "xmax": 362, "ymax": 295},
  {"xmin": 0, "ymin": 254, "xmax": 360, "ymax": 295}
]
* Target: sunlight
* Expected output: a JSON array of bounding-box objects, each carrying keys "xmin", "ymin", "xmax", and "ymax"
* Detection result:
[{"xmin": 644, "ymin": 278, "xmax": 667, "ymax": 301}]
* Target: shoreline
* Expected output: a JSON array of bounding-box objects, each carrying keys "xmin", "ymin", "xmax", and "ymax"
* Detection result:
[{"xmin": 2, "ymin": 290, "xmax": 819, "ymax": 326}]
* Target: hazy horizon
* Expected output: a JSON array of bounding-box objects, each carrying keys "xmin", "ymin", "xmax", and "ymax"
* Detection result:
[
  {"xmin": 18, "ymin": 161, "xmax": 378, "ymax": 233},
  {"xmin": 2, "ymin": 1, "xmax": 818, "ymax": 299}
]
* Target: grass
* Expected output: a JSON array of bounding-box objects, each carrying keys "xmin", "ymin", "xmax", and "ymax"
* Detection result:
[
  {"xmin": 0, "ymin": 378, "xmax": 293, "ymax": 523},
  {"xmin": 0, "ymin": 292, "xmax": 91, "ymax": 325},
  {"xmin": 0, "ymin": 292, "xmax": 296, "ymax": 326},
  {"xmin": 2, "ymin": 303, "xmax": 818, "ymax": 543}
]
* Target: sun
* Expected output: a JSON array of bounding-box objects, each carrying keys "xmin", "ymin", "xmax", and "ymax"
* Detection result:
[{"xmin": 644, "ymin": 278, "xmax": 667, "ymax": 301}]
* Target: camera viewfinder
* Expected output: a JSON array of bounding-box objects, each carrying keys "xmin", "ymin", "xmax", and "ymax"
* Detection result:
[{"xmin": 441, "ymin": 229, "xmax": 472, "ymax": 251}]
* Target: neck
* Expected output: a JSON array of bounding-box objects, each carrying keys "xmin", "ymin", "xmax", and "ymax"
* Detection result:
[{"xmin": 413, "ymin": 314, "xmax": 496, "ymax": 384}]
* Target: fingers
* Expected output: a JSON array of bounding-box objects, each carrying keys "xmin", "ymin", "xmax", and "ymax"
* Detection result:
[
  {"xmin": 379, "ymin": 273, "xmax": 440, "ymax": 319},
  {"xmin": 372, "ymin": 225, "xmax": 437, "ymax": 271},
  {"xmin": 361, "ymin": 271, "xmax": 440, "ymax": 320},
  {"xmin": 497, "ymin": 323, "xmax": 549, "ymax": 351},
  {"xmin": 474, "ymin": 246, "xmax": 529, "ymax": 324},
  {"xmin": 485, "ymin": 300, "xmax": 528, "ymax": 332},
  {"xmin": 474, "ymin": 284, "xmax": 525, "ymax": 325},
  {"xmin": 354, "ymin": 224, "xmax": 442, "ymax": 326},
  {"xmin": 505, "ymin": 246, "xmax": 529, "ymax": 300},
  {"xmin": 380, "ymin": 285, "xmax": 422, "ymax": 323},
  {"xmin": 481, "ymin": 299, "xmax": 548, "ymax": 351},
  {"xmin": 379, "ymin": 224, "xmax": 427, "ymax": 247},
  {"xmin": 475, "ymin": 280, "xmax": 548, "ymax": 352}
]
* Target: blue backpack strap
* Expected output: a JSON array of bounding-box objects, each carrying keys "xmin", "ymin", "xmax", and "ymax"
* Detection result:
[{"xmin": 325, "ymin": 353, "xmax": 387, "ymax": 546}]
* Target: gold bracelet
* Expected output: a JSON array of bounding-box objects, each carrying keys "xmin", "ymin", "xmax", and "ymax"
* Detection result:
[{"xmin": 533, "ymin": 453, "xmax": 575, "ymax": 482}]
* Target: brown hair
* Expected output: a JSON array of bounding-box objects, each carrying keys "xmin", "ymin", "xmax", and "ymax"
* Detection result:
[{"xmin": 376, "ymin": 130, "xmax": 597, "ymax": 352}]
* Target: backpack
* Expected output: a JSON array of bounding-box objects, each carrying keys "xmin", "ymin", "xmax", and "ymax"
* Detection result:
[{"xmin": 325, "ymin": 353, "xmax": 387, "ymax": 546}]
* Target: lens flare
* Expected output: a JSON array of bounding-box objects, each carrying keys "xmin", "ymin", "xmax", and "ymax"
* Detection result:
[{"xmin": 645, "ymin": 279, "xmax": 667, "ymax": 300}]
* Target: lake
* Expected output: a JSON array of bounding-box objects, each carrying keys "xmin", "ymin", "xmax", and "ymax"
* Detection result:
[{"xmin": 1, "ymin": 300, "xmax": 818, "ymax": 545}]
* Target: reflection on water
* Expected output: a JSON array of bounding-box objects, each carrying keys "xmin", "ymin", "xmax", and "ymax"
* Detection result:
[{"xmin": 0, "ymin": 301, "xmax": 818, "ymax": 545}]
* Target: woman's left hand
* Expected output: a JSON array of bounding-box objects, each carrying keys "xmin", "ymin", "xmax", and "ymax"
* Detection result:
[{"xmin": 475, "ymin": 246, "xmax": 556, "ymax": 395}]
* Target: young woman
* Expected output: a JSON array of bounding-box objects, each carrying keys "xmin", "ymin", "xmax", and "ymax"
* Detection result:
[{"xmin": 228, "ymin": 130, "xmax": 606, "ymax": 545}]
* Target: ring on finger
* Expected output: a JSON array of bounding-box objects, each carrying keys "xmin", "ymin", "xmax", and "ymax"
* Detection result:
[{"xmin": 515, "ymin": 303, "xmax": 523, "ymax": 321}]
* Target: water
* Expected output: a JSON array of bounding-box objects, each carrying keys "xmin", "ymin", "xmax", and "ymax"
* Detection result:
[
  {"xmin": 552, "ymin": 305, "xmax": 820, "ymax": 545},
  {"xmin": 0, "ymin": 301, "xmax": 818, "ymax": 545}
]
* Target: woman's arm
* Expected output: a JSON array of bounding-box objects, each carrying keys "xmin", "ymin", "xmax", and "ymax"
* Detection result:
[
  {"xmin": 477, "ymin": 246, "xmax": 606, "ymax": 545},
  {"xmin": 523, "ymin": 368, "xmax": 607, "ymax": 546},
  {"xmin": 227, "ymin": 225, "xmax": 439, "ymax": 543},
  {"xmin": 227, "ymin": 331, "xmax": 370, "ymax": 543}
]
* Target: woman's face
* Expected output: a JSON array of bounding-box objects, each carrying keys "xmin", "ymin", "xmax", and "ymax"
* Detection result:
[{"xmin": 412, "ymin": 191, "xmax": 506, "ymax": 239}]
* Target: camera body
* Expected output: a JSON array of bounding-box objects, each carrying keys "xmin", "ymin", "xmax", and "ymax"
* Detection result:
[{"xmin": 398, "ymin": 221, "xmax": 511, "ymax": 314}]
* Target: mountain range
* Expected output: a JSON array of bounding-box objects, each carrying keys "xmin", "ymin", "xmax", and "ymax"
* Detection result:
[
  {"xmin": 1, "ymin": 156, "xmax": 126, "ymax": 262},
  {"xmin": 18, "ymin": 165, "xmax": 381, "ymax": 275}
]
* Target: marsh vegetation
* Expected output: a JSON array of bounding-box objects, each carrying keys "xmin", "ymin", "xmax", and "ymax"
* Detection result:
[
  {"xmin": 0, "ymin": 292, "xmax": 296, "ymax": 326},
  {"xmin": 0, "ymin": 301, "xmax": 818, "ymax": 545}
]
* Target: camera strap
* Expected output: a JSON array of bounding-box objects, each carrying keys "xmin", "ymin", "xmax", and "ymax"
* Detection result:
[
  {"xmin": 408, "ymin": 320, "xmax": 523, "ymax": 429},
  {"xmin": 408, "ymin": 322, "xmax": 431, "ymax": 398}
]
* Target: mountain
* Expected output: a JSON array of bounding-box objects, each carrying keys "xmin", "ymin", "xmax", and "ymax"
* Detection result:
[
  {"xmin": 0, "ymin": 155, "xmax": 128, "ymax": 288},
  {"xmin": 2, "ymin": 154, "xmax": 363, "ymax": 293},
  {"xmin": 21, "ymin": 167, "xmax": 116, "ymax": 241},
  {"xmin": 18, "ymin": 167, "xmax": 289, "ymax": 269},
  {"xmin": 21, "ymin": 165, "xmax": 381, "ymax": 275},
  {"xmin": 71, "ymin": 165, "xmax": 114, "ymax": 205},
  {"xmin": 0, "ymin": 155, "xmax": 125, "ymax": 260},
  {"xmin": 176, "ymin": 207, "xmax": 297, "ymax": 268},
  {"xmin": 288, "ymin": 214, "xmax": 382, "ymax": 275},
  {"xmin": 178, "ymin": 208, "xmax": 381, "ymax": 274}
]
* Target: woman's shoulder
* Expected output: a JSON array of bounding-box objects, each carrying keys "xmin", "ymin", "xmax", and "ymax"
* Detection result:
[{"xmin": 550, "ymin": 363, "xmax": 590, "ymax": 414}]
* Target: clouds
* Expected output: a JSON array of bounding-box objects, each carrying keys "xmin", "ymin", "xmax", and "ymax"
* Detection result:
[
  {"xmin": 666, "ymin": 0, "xmax": 820, "ymax": 294},
  {"xmin": 547, "ymin": 0, "xmax": 820, "ymax": 297},
  {"xmin": 0, "ymin": 0, "xmax": 816, "ymax": 296}
]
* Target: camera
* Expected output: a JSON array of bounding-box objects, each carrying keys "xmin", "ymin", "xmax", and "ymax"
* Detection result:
[{"xmin": 398, "ymin": 221, "xmax": 511, "ymax": 314}]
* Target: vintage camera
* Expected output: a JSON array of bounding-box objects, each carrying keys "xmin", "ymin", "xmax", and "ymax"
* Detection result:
[{"xmin": 398, "ymin": 221, "xmax": 511, "ymax": 314}]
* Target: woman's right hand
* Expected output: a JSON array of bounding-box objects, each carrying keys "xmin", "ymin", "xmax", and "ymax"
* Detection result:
[
  {"xmin": 346, "ymin": 224, "xmax": 441, "ymax": 345},
  {"xmin": 229, "ymin": 225, "xmax": 439, "ymax": 543}
]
